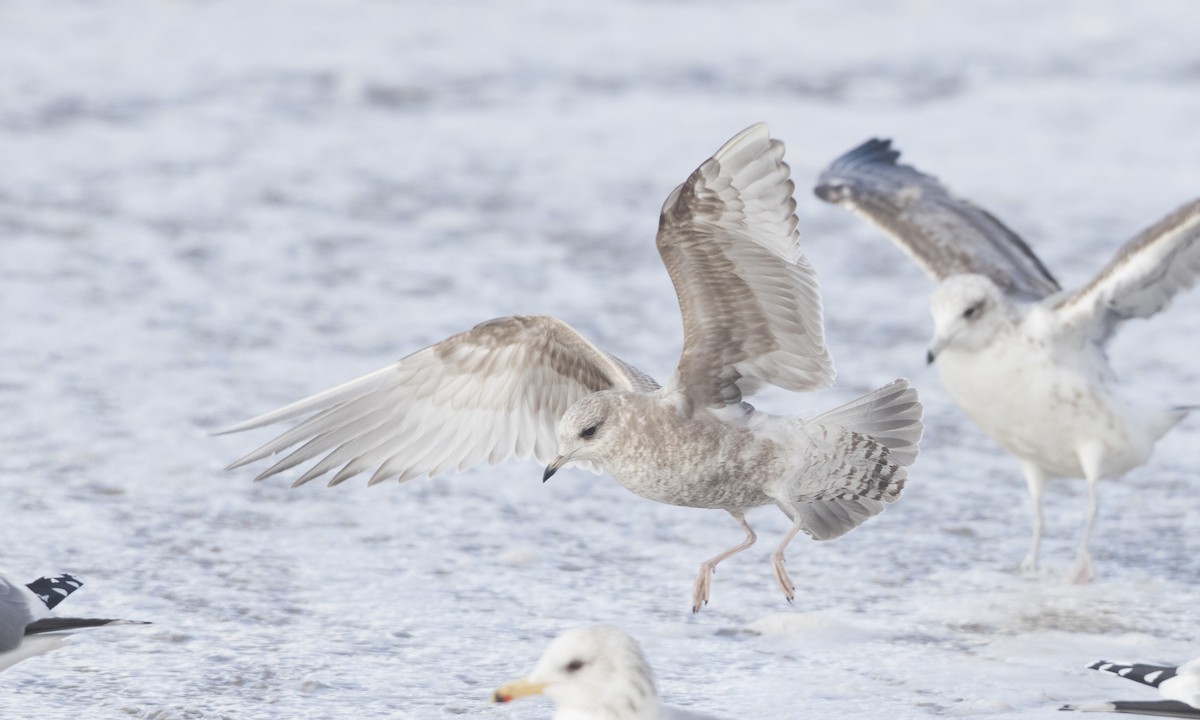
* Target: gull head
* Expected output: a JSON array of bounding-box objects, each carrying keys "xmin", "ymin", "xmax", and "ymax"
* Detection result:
[
  {"xmin": 544, "ymin": 392, "xmax": 623, "ymax": 482},
  {"xmin": 927, "ymin": 274, "xmax": 1008, "ymax": 363},
  {"xmin": 492, "ymin": 626, "xmax": 659, "ymax": 720}
]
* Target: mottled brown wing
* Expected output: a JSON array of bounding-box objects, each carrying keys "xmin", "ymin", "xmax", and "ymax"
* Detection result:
[{"xmin": 658, "ymin": 123, "xmax": 835, "ymax": 410}]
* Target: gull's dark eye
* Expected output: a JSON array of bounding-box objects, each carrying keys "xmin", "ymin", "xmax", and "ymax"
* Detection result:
[
  {"xmin": 963, "ymin": 302, "xmax": 983, "ymax": 320},
  {"xmin": 565, "ymin": 659, "xmax": 584, "ymax": 672},
  {"xmin": 580, "ymin": 425, "xmax": 597, "ymax": 439}
]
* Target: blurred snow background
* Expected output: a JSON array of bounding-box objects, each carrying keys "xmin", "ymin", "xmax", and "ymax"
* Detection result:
[{"xmin": 1, "ymin": 0, "xmax": 1199, "ymax": 718}]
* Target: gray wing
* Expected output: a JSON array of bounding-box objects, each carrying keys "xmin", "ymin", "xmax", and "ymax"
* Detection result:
[
  {"xmin": 1053, "ymin": 199, "xmax": 1200, "ymax": 344},
  {"xmin": 0, "ymin": 575, "xmax": 35, "ymax": 653},
  {"xmin": 658, "ymin": 123, "xmax": 835, "ymax": 410},
  {"xmin": 219, "ymin": 315, "xmax": 659, "ymax": 487},
  {"xmin": 815, "ymin": 138, "xmax": 1061, "ymax": 301}
]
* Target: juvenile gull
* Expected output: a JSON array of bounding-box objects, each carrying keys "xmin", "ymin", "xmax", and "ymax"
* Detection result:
[
  {"xmin": 492, "ymin": 626, "xmax": 727, "ymax": 719},
  {"xmin": 220, "ymin": 124, "xmax": 924, "ymax": 611},
  {"xmin": 0, "ymin": 572, "xmax": 149, "ymax": 672},
  {"xmin": 815, "ymin": 138, "xmax": 1200, "ymax": 582},
  {"xmin": 1061, "ymin": 658, "xmax": 1200, "ymax": 717}
]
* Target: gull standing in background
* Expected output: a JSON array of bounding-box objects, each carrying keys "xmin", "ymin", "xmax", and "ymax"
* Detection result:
[
  {"xmin": 493, "ymin": 626, "xmax": 728, "ymax": 720},
  {"xmin": 219, "ymin": 124, "xmax": 923, "ymax": 611},
  {"xmin": 815, "ymin": 138, "xmax": 1200, "ymax": 583},
  {"xmin": 1, "ymin": 572, "xmax": 149, "ymax": 672}
]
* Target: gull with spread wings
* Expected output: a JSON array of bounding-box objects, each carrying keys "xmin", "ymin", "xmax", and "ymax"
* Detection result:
[
  {"xmin": 815, "ymin": 138, "xmax": 1200, "ymax": 583},
  {"xmin": 219, "ymin": 124, "xmax": 923, "ymax": 612}
]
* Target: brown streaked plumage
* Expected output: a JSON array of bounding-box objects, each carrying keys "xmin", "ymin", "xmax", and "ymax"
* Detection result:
[{"xmin": 219, "ymin": 124, "xmax": 924, "ymax": 611}]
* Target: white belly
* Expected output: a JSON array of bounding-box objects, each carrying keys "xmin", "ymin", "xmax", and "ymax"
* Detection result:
[{"xmin": 936, "ymin": 339, "xmax": 1152, "ymax": 479}]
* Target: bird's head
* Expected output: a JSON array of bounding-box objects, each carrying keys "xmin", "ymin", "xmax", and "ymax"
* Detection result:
[
  {"xmin": 543, "ymin": 392, "xmax": 622, "ymax": 482},
  {"xmin": 927, "ymin": 274, "xmax": 1009, "ymax": 363},
  {"xmin": 492, "ymin": 626, "xmax": 658, "ymax": 719}
]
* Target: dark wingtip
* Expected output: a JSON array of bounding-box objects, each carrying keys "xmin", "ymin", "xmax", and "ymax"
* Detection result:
[
  {"xmin": 834, "ymin": 137, "xmax": 899, "ymax": 169},
  {"xmin": 25, "ymin": 574, "xmax": 83, "ymax": 610},
  {"xmin": 815, "ymin": 137, "xmax": 901, "ymax": 204},
  {"xmin": 542, "ymin": 466, "xmax": 557, "ymax": 483},
  {"xmin": 813, "ymin": 183, "xmax": 840, "ymax": 202}
]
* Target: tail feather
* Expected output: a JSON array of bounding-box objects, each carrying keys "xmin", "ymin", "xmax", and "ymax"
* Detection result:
[
  {"xmin": 811, "ymin": 378, "xmax": 923, "ymax": 466},
  {"xmin": 1151, "ymin": 407, "xmax": 1192, "ymax": 442},
  {"xmin": 785, "ymin": 379, "xmax": 923, "ymax": 541},
  {"xmin": 794, "ymin": 498, "xmax": 885, "ymax": 541}
]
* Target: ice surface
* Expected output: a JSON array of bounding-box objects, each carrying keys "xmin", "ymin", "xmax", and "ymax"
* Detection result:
[{"xmin": 1, "ymin": 1, "xmax": 1199, "ymax": 718}]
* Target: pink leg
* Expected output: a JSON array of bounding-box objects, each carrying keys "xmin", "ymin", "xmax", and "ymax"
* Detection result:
[
  {"xmin": 692, "ymin": 512, "xmax": 756, "ymax": 613},
  {"xmin": 770, "ymin": 522, "xmax": 806, "ymax": 602}
]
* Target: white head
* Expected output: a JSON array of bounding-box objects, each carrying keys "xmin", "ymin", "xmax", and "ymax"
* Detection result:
[
  {"xmin": 493, "ymin": 626, "xmax": 659, "ymax": 720},
  {"xmin": 542, "ymin": 392, "xmax": 625, "ymax": 482},
  {"xmin": 926, "ymin": 274, "xmax": 1012, "ymax": 363}
]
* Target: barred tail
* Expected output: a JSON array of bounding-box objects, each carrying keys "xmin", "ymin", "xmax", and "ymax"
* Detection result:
[
  {"xmin": 790, "ymin": 379, "xmax": 923, "ymax": 541},
  {"xmin": 811, "ymin": 378, "xmax": 923, "ymax": 467}
]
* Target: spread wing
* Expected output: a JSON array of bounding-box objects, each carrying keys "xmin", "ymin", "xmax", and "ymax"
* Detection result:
[
  {"xmin": 1052, "ymin": 198, "xmax": 1200, "ymax": 344},
  {"xmin": 0, "ymin": 575, "xmax": 35, "ymax": 653},
  {"xmin": 658, "ymin": 123, "xmax": 835, "ymax": 410},
  {"xmin": 815, "ymin": 138, "xmax": 1061, "ymax": 301},
  {"xmin": 219, "ymin": 316, "xmax": 659, "ymax": 487}
]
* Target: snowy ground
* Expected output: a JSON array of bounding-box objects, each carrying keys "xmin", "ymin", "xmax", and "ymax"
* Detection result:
[{"xmin": 2, "ymin": 1, "xmax": 1199, "ymax": 718}]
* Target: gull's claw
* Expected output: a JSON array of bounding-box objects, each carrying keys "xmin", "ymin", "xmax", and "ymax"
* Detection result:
[
  {"xmin": 692, "ymin": 564, "xmax": 714, "ymax": 613},
  {"xmin": 771, "ymin": 552, "xmax": 795, "ymax": 603}
]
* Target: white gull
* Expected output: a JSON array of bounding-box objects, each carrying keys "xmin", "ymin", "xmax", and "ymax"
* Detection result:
[
  {"xmin": 492, "ymin": 626, "xmax": 726, "ymax": 720},
  {"xmin": 815, "ymin": 138, "xmax": 1200, "ymax": 583},
  {"xmin": 219, "ymin": 124, "xmax": 924, "ymax": 611}
]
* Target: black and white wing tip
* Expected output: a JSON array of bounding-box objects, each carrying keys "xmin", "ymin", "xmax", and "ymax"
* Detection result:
[
  {"xmin": 1062, "ymin": 658, "xmax": 1200, "ymax": 717},
  {"xmin": 1088, "ymin": 660, "xmax": 1181, "ymax": 689},
  {"xmin": 24, "ymin": 574, "xmax": 83, "ymax": 611}
]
